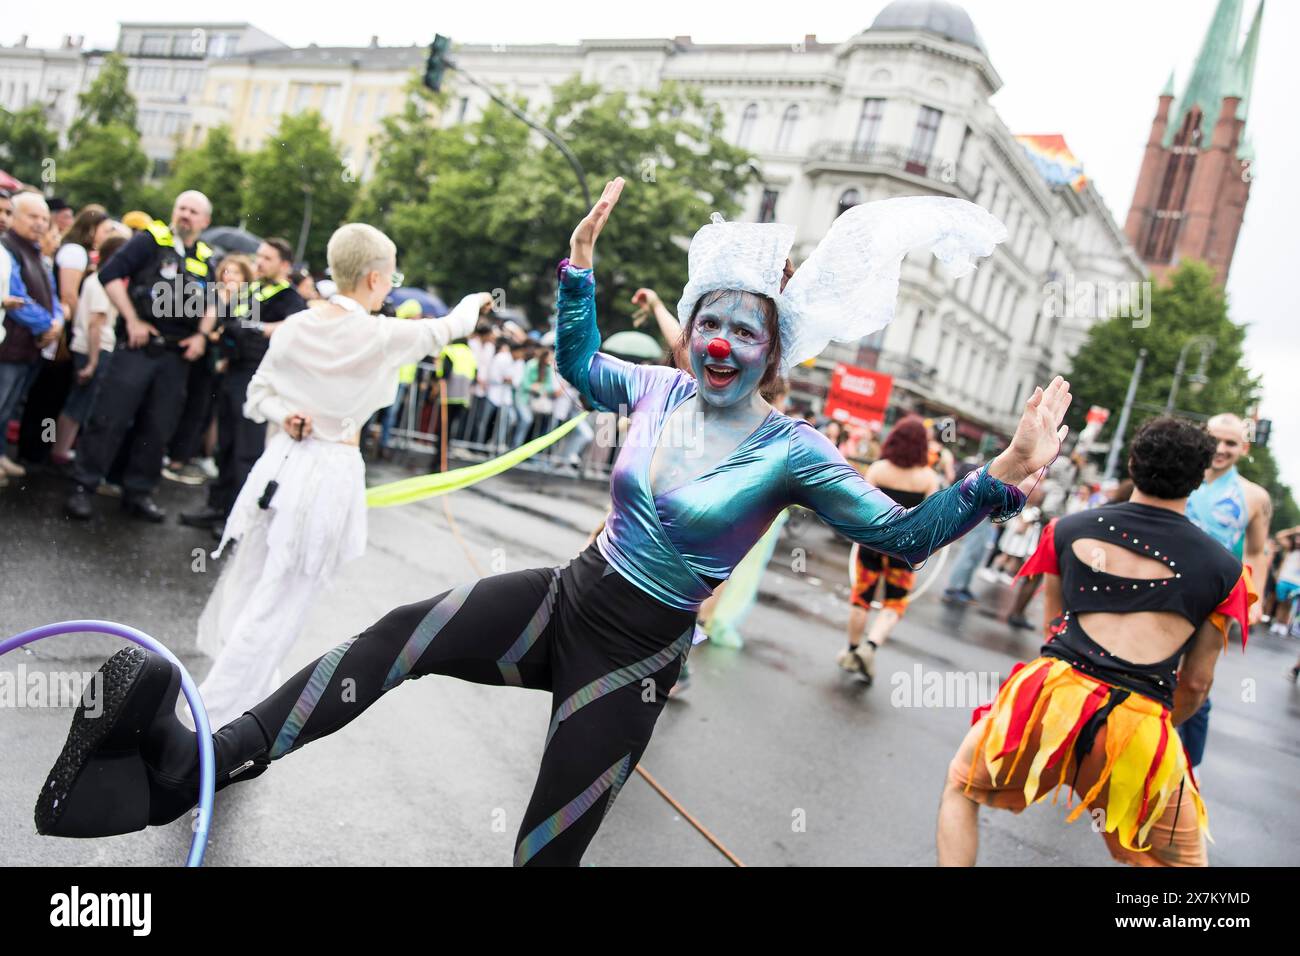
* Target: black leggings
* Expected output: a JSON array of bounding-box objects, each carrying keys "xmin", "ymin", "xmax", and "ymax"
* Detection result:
[{"xmin": 239, "ymin": 541, "xmax": 696, "ymax": 866}]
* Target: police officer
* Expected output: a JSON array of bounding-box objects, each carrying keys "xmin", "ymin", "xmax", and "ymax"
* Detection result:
[
  {"xmin": 181, "ymin": 237, "xmax": 305, "ymax": 529},
  {"xmin": 66, "ymin": 190, "xmax": 215, "ymax": 521}
]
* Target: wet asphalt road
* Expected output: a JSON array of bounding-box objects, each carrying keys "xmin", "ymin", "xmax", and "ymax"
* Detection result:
[{"xmin": 1, "ymin": 460, "xmax": 1297, "ymax": 867}]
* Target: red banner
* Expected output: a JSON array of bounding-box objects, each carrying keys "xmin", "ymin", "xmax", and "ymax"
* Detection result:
[{"xmin": 824, "ymin": 363, "xmax": 893, "ymax": 428}]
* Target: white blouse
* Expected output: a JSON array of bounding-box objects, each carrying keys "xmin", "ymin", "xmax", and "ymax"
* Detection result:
[{"xmin": 244, "ymin": 292, "xmax": 488, "ymax": 443}]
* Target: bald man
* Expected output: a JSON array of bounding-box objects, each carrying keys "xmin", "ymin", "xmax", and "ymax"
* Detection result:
[
  {"xmin": 1179, "ymin": 411, "xmax": 1271, "ymax": 767},
  {"xmin": 67, "ymin": 191, "xmax": 216, "ymax": 522}
]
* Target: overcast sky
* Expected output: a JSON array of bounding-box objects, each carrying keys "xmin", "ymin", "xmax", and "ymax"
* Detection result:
[{"xmin": 7, "ymin": 0, "xmax": 1298, "ymax": 488}]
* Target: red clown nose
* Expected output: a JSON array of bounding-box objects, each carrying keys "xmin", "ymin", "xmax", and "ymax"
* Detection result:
[{"xmin": 706, "ymin": 337, "xmax": 731, "ymax": 359}]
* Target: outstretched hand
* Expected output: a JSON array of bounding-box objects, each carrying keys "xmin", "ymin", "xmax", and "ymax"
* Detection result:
[
  {"xmin": 569, "ymin": 178, "xmax": 624, "ymax": 270},
  {"xmin": 989, "ymin": 375, "xmax": 1072, "ymax": 486}
]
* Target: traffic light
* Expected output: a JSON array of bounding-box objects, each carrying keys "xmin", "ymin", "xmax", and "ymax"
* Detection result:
[
  {"xmin": 1254, "ymin": 418, "xmax": 1271, "ymax": 448},
  {"xmin": 424, "ymin": 34, "xmax": 452, "ymax": 93}
]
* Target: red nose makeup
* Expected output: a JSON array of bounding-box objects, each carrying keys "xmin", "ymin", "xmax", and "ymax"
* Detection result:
[{"xmin": 706, "ymin": 338, "xmax": 731, "ymax": 359}]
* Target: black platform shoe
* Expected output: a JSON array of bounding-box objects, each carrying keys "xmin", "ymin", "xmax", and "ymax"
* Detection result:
[{"xmin": 35, "ymin": 647, "xmax": 270, "ymax": 838}]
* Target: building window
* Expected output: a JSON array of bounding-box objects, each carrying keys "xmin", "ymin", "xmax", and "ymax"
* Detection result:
[
  {"xmin": 956, "ymin": 125, "xmax": 972, "ymax": 169},
  {"xmin": 250, "ymin": 86, "xmax": 262, "ymax": 116},
  {"xmin": 854, "ymin": 98, "xmax": 884, "ymax": 154},
  {"xmin": 758, "ymin": 189, "xmax": 779, "ymax": 223},
  {"xmin": 353, "ymin": 91, "xmax": 367, "ymax": 123},
  {"xmin": 292, "ymin": 84, "xmax": 310, "ymax": 114},
  {"xmin": 375, "ymin": 92, "xmax": 389, "ymax": 117},
  {"xmin": 907, "ymin": 106, "xmax": 943, "ymax": 174},
  {"xmin": 457, "ymin": 96, "xmax": 469, "ymax": 123},
  {"xmin": 141, "ymin": 34, "xmax": 170, "ymax": 56},
  {"xmin": 774, "ymin": 104, "xmax": 799, "ymax": 152},
  {"xmin": 837, "ymin": 188, "xmax": 861, "ymax": 218},
  {"xmin": 321, "ymin": 86, "xmax": 339, "ymax": 116},
  {"xmin": 737, "ymin": 103, "xmax": 758, "ymax": 149},
  {"xmin": 907, "ymin": 308, "xmax": 927, "ymax": 358}
]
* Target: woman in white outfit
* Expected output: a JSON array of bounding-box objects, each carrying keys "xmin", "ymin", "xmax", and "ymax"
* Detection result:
[{"xmin": 190, "ymin": 223, "xmax": 492, "ymax": 728}]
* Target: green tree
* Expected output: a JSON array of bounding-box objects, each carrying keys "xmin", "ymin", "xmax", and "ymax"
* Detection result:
[
  {"xmin": 0, "ymin": 105, "xmax": 59, "ymax": 186},
  {"xmin": 356, "ymin": 77, "xmax": 756, "ymax": 332},
  {"xmin": 1068, "ymin": 260, "xmax": 1297, "ymax": 529},
  {"xmin": 58, "ymin": 51, "xmax": 150, "ymax": 213},
  {"xmin": 242, "ymin": 111, "xmax": 357, "ymax": 267},
  {"xmin": 69, "ymin": 54, "xmax": 138, "ymax": 140},
  {"xmin": 57, "ymin": 123, "xmax": 151, "ymax": 213},
  {"xmin": 168, "ymin": 125, "xmax": 246, "ymax": 223}
]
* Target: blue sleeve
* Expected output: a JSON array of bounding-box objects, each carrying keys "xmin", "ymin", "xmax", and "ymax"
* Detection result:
[
  {"xmin": 554, "ymin": 261, "xmax": 652, "ymax": 414},
  {"xmin": 785, "ymin": 423, "xmax": 1025, "ymax": 567},
  {"xmin": 5, "ymin": 266, "xmax": 54, "ymax": 334}
]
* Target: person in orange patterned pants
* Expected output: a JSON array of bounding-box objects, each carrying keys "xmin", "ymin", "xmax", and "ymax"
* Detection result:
[{"xmin": 937, "ymin": 417, "xmax": 1255, "ymax": 866}]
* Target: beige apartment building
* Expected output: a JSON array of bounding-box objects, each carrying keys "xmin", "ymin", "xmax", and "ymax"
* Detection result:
[{"xmin": 188, "ymin": 39, "xmax": 427, "ymax": 181}]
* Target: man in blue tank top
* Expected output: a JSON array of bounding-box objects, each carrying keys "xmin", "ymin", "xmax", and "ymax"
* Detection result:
[{"xmin": 1182, "ymin": 412, "xmax": 1271, "ymax": 766}]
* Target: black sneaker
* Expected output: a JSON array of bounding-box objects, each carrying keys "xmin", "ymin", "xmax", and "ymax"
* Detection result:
[
  {"xmin": 35, "ymin": 648, "xmax": 270, "ymax": 837},
  {"xmin": 65, "ymin": 486, "xmax": 94, "ymax": 521},
  {"xmin": 122, "ymin": 495, "xmax": 166, "ymax": 523},
  {"xmin": 36, "ymin": 647, "xmax": 177, "ymax": 837},
  {"xmin": 179, "ymin": 505, "xmax": 226, "ymax": 528}
]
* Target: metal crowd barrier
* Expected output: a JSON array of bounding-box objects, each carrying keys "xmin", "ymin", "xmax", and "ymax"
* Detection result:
[{"xmin": 373, "ymin": 360, "xmax": 619, "ymax": 482}]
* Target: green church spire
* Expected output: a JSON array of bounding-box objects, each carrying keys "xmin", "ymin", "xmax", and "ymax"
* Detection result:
[
  {"xmin": 1164, "ymin": 0, "xmax": 1244, "ymax": 146},
  {"xmin": 1234, "ymin": 0, "xmax": 1263, "ymax": 122}
]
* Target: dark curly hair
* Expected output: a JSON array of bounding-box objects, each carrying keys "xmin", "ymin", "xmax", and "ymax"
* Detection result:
[
  {"xmin": 880, "ymin": 415, "xmax": 930, "ymax": 468},
  {"xmin": 1127, "ymin": 417, "xmax": 1215, "ymax": 499}
]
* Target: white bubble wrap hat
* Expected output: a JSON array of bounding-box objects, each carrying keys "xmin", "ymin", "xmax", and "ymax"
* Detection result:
[{"xmin": 676, "ymin": 196, "xmax": 1007, "ymax": 373}]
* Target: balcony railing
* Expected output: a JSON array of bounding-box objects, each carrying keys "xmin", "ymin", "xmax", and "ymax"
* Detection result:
[
  {"xmin": 807, "ymin": 141, "xmax": 979, "ymax": 198},
  {"xmin": 873, "ymin": 351, "xmax": 938, "ymax": 391}
]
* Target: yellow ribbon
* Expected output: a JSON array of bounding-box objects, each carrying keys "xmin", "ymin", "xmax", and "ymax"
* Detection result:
[{"xmin": 366, "ymin": 413, "xmax": 590, "ymax": 508}]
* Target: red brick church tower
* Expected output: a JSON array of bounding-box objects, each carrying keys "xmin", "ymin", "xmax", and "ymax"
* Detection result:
[{"xmin": 1125, "ymin": 0, "xmax": 1263, "ymax": 284}]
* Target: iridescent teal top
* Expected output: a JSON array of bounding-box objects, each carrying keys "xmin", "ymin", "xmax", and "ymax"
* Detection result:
[{"xmin": 555, "ymin": 261, "xmax": 1025, "ymax": 612}]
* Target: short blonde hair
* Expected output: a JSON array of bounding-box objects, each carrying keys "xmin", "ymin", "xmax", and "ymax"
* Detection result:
[{"xmin": 327, "ymin": 223, "xmax": 396, "ymax": 292}]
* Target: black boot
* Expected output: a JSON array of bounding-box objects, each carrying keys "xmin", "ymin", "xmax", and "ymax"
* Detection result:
[{"xmin": 35, "ymin": 647, "xmax": 271, "ymax": 838}]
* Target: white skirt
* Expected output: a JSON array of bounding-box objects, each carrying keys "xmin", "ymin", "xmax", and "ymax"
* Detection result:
[{"xmin": 200, "ymin": 432, "xmax": 367, "ymax": 658}]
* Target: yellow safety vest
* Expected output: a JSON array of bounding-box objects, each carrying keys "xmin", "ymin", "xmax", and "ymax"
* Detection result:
[{"xmin": 144, "ymin": 219, "xmax": 213, "ymax": 278}]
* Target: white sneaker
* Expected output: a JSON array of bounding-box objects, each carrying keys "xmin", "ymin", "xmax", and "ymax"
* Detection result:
[
  {"xmin": 977, "ymin": 568, "xmax": 999, "ymax": 583},
  {"xmin": 836, "ymin": 648, "xmax": 860, "ymax": 673},
  {"xmin": 0, "ymin": 455, "xmax": 26, "ymax": 477},
  {"xmin": 854, "ymin": 642, "xmax": 877, "ymax": 683},
  {"xmin": 196, "ymin": 457, "xmax": 219, "ymax": 480}
]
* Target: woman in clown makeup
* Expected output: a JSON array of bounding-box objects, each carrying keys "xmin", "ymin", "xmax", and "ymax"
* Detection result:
[{"xmin": 35, "ymin": 178, "xmax": 1070, "ymax": 867}]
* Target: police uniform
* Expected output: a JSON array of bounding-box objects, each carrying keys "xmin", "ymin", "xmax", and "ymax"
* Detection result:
[
  {"xmin": 72, "ymin": 220, "xmax": 214, "ymax": 500},
  {"xmin": 206, "ymin": 279, "xmax": 306, "ymax": 515}
]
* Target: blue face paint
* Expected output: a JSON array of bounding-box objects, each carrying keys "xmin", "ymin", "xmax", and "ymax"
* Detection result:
[{"xmin": 688, "ymin": 292, "xmax": 771, "ymax": 407}]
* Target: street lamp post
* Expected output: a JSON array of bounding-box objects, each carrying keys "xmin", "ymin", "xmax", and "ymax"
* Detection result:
[
  {"xmin": 424, "ymin": 36, "xmax": 591, "ymax": 210},
  {"xmin": 1104, "ymin": 348, "xmax": 1147, "ymax": 481},
  {"xmin": 1165, "ymin": 335, "xmax": 1216, "ymax": 415},
  {"xmin": 295, "ymin": 184, "xmax": 314, "ymax": 266}
]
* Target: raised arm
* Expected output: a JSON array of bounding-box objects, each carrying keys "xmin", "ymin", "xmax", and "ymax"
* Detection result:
[
  {"xmin": 786, "ymin": 424, "xmax": 1025, "ymax": 565},
  {"xmin": 555, "ymin": 176, "xmax": 665, "ymax": 413},
  {"xmin": 787, "ymin": 376, "xmax": 1072, "ymax": 565},
  {"xmin": 555, "ymin": 262, "xmax": 653, "ymax": 413},
  {"xmin": 383, "ymin": 292, "xmax": 492, "ymax": 367}
]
